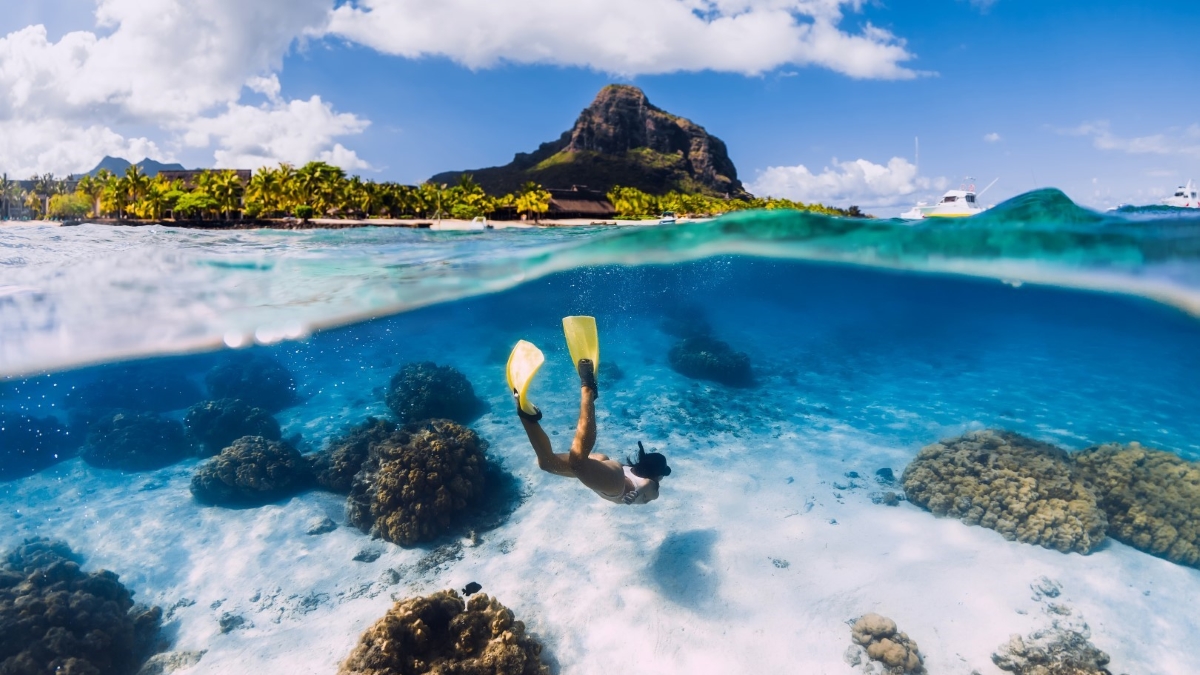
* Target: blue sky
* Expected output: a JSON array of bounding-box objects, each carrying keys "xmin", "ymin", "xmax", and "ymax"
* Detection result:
[{"xmin": 2, "ymin": 1, "xmax": 1197, "ymax": 212}]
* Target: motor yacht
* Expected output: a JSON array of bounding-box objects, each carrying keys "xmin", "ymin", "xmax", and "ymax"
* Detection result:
[
  {"xmin": 1162, "ymin": 180, "xmax": 1198, "ymax": 208},
  {"xmin": 900, "ymin": 179, "xmax": 996, "ymax": 220}
]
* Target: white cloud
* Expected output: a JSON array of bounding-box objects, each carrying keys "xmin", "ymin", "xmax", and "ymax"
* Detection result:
[
  {"xmin": 1064, "ymin": 120, "xmax": 1200, "ymax": 158},
  {"xmin": 968, "ymin": 0, "xmax": 998, "ymax": 11},
  {"xmin": 748, "ymin": 157, "xmax": 948, "ymax": 209},
  {"xmin": 184, "ymin": 97, "xmax": 370, "ymax": 170},
  {"xmin": 0, "ymin": 0, "xmax": 369, "ymax": 176},
  {"xmin": 0, "ymin": 118, "xmax": 167, "ymax": 177},
  {"xmin": 984, "ymin": 132, "xmax": 1001, "ymax": 143},
  {"xmin": 324, "ymin": 0, "xmax": 922, "ymax": 79}
]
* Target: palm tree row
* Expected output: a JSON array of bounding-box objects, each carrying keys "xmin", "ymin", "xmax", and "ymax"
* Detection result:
[
  {"xmin": 607, "ymin": 186, "xmax": 866, "ymax": 219},
  {"xmin": 6, "ymin": 162, "xmax": 858, "ymax": 223},
  {"xmin": 8, "ymin": 162, "xmax": 556, "ymax": 222}
]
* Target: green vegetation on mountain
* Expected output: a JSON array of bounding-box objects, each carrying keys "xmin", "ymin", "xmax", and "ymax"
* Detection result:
[{"xmin": 432, "ymin": 85, "xmax": 749, "ymax": 198}]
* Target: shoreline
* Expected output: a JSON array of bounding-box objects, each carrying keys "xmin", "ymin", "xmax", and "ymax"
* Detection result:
[{"xmin": 0, "ymin": 216, "xmax": 710, "ymax": 230}]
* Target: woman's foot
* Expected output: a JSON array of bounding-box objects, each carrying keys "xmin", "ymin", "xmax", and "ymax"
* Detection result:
[
  {"xmin": 514, "ymin": 390, "xmax": 542, "ymax": 422},
  {"xmin": 577, "ymin": 359, "xmax": 598, "ymax": 397}
]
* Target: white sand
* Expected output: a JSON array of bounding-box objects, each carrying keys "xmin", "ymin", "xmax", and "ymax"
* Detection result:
[{"xmin": 3, "ymin": 342, "xmax": 1197, "ymax": 675}]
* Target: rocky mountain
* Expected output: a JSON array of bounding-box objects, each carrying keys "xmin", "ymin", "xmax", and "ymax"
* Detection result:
[
  {"xmin": 85, "ymin": 156, "xmax": 186, "ymax": 178},
  {"xmin": 431, "ymin": 85, "xmax": 747, "ymax": 197}
]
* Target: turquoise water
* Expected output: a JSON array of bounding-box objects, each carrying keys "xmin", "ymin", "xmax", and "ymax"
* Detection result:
[{"xmin": 2, "ymin": 190, "xmax": 1200, "ymax": 673}]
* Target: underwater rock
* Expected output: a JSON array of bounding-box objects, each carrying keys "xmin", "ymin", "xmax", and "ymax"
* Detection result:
[
  {"xmin": 218, "ymin": 613, "xmax": 247, "ymax": 634},
  {"xmin": 190, "ymin": 436, "xmax": 312, "ymax": 506},
  {"xmin": 135, "ymin": 650, "xmax": 206, "ymax": 675},
  {"xmin": 346, "ymin": 419, "xmax": 492, "ymax": 547},
  {"xmin": 992, "ymin": 628, "xmax": 1113, "ymax": 675},
  {"xmin": 205, "ymin": 354, "xmax": 297, "ymax": 413},
  {"xmin": 306, "ymin": 517, "xmax": 338, "ymax": 536},
  {"xmin": 81, "ymin": 411, "xmax": 194, "ymax": 471},
  {"xmin": 65, "ymin": 364, "xmax": 203, "ymax": 414},
  {"xmin": 1072, "ymin": 442, "xmax": 1200, "ymax": 568},
  {"xmin": 848, "ymin": 613, "xmax": 926, "ymax": 675},
  {"xmin": 385, "ymin": 362, "xmax": 486, "ymax": 424},
  {"xmin": 310, "ymin": 417, "xmax": 398, "ymax": 494},
  {"xmin": 353, "ymin": 549, "xmax": 381, "ymax": 563},
  {"xmin": 902, "ymin": 430, "xmax": 1108, "ymax": 554},
  {"xmin": 0, "ymin": 411, "xmax": 78, "ymax": 481},
  {"xmin": 667, "ymin": 335, "xmax": 754, "ymax": 387},
  {"xmin": 875, "ymin": 468, "xmax": 896, "ymax": 484},
  {"xmin": 184, "ymin": 399, "xmax": 281, "ymax": 457},
  {"xmin": 0, "ymin": 538, "xmax": 162, "ymax": 675},
  {"xmin": 338, "ymin": 589, "xmax": 548, "ymax": 675}
]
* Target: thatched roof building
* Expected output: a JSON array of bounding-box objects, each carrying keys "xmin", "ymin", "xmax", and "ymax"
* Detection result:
[{"xmin": 546, "ymin": 186, "xmax": 615, "ymax": 219}]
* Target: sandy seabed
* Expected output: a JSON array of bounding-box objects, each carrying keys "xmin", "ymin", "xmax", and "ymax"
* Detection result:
[{"xmin": 3, "ymin": 324, "xmax": 1198, "ymax": 675}]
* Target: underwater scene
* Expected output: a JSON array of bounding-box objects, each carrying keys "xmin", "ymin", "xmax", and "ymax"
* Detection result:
[{"xmin": 3, "ymin": 193, "xmax": 1200, "ymax": 675}]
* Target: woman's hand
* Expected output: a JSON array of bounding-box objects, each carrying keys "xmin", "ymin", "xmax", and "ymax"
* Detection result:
[{"xmin": 622, "ymin": 490, "xmax": 639, "ymax": 505}]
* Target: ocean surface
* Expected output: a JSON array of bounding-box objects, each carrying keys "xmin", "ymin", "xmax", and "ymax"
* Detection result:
[{"xmin": 2, "ymin": 190, "xmax": 1200, "ymax": 674}]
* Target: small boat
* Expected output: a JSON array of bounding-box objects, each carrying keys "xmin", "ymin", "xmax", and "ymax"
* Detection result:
[
  {"xmin": 900, "ymin": 179, "xmax": 996, "ymax": 220},
  {"xmin": 1162, "ymin": 180, "xmax": 1198, "ymax": 208},
  {"xmin": 658, "ymin": 211, "xmax": 677, "ymax": 225}
]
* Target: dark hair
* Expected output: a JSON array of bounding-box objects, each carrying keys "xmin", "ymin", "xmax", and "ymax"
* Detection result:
[{"xmin": 628, "ymin": 441, "xmax": 671, "ymax": 480}]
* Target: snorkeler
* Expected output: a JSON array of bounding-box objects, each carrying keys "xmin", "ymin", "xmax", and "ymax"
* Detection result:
[{"xmin": 507, "ymin": 316, "xmax": 672, "ymax": 505}]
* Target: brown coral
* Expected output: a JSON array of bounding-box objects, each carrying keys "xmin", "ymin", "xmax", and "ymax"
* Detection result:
[
  {"xmin": 338, "ymin": 590, "xmax": 548, "ymax": 675},
  {"xmin": 190, "ymin": 436, "xmax": 312, "ymax": 506},
  {"xmin": 0, "ymin": 538, "xmax": 162, "ymax": 675},
  {"xmin": 346, "ymin": 420, "xmax": 489, "ymax": 546},
  {"xmin": 385, "ymin": 363, "xmax": 486, "ymax": 425},
  {"xmin": 849, "ymin": 613, "xmax": 925, "ymax": 675},
  {"xmin": 310, "ymin": 418, "xmax": 398, "ymax": 494},
  {"xmin": 184, "ymin": 398, "xmax": 281, "ymax": 457},
  {"xmin": 1072, "ymin": 442, "xmax": 1200, "ymax": 568},
  {"xmin": 992, "ymin": 629, "xmax": 1113, "ymax": 675},
  {"xmin": 902, "ymin": 430, "xmax": 1108, "ymax": 554},
  {"xmin": 81, "ymin": 411, "xmax": 194, "ymax": 472}
]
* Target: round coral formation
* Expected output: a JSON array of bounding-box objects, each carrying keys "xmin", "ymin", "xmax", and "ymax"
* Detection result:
[
  {"xmin": 205, "ymin": 354, "xmax": 297, "ymax": 413},
  {"xmin": 902, "ymin": 430, "xmax": 1108, "ymax": 554},
  {"xmin": 338, "ymin": 589, "xmax": 548, "ymax": 675},
  {"xmin": 850, "ymin": 613, "xmax": 925, "ymax": 675},
  {"xmin": 190, "ymin": 436, "xmax": 312, "ymax": 506},
  {"xmin": 385, "ymin": 362, "xmax": 486, "ymax": 425},
  {"xmin": 667, "ymin": 335, "xmax": 754, "ymax": 387},
  {"xmin": 0, "ymin": 538, "xmax": 162, "ymax": 675},
  {"xmin": 346, "ymin": 419, "xmax": 489, "ymax": 546},
  {"xmin": 184, "ymin": 398, "xmax": 281, "ymax": 457},
  {"xmin": 310, "ymin": 417, "xmax": 398, "ymax": 494},
  {"xmin": 0, "ymin": 411, "xmax": 78, "ymax": 481},
  {"xmin": 1072, "ymin": 442, "xmax": 1200, "ymax": 568},
  {"xmin": 81, "ymin": 412, "xmax": 194, "ymax": 471}
]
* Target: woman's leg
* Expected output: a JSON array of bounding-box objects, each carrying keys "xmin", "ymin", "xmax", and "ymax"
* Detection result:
[
  {"xmin": 567, "ymin": 384, "xmax": 627, "ymax": 495},
  {"xmin": 521, "ymin": 417, "xmax": 575, "ymax": 478}
]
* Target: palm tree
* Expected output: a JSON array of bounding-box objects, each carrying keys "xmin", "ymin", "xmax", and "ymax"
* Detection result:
[
  {"xmin": 516, "ymin": 181, "xmax": 551, "ymax": 222},
  {"xmin": 211, "ymin": 170, "xmax": 244, "ymax": 220},
  {"xmin": 246, "ymin": 167, "xmax": 281, "ymax": 216},
  {"xmin": 123, "ymin": 166, "xmax": 150, "ymax": 215},
  {"xmin": 139, "ymin": 176, "xmax": 173, "ymax": 221},
  {"xmin": 0, "ymin": 174, "xmax": 14, "ymax": 220}
]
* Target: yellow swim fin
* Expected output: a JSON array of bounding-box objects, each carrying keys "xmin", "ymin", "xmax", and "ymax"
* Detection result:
[
  {"xmin": 562, "ymin": 316, "xmax": 599, "ymax": 375},
  {"xmin": 506, "ymin": 340, "xmax": 544, "ymax": 417}
]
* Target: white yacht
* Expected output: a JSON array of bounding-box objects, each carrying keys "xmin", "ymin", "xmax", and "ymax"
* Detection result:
[
  {"xmin": 1162, "ymin": 180, "xmax": 1198, "ymax": 208},
  {"xmin": 900, "ymin": 183, "xmax": 991, "ymax": 220}
]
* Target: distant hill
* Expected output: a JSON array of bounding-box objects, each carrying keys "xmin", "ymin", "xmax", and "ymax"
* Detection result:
[
  {"xmin": 84, "ymin": 156, "xmax": 186, "ymax": 178},
  {"xmin": 431, "ymin": 85, "xmax": 748, "ymax": 198}
]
